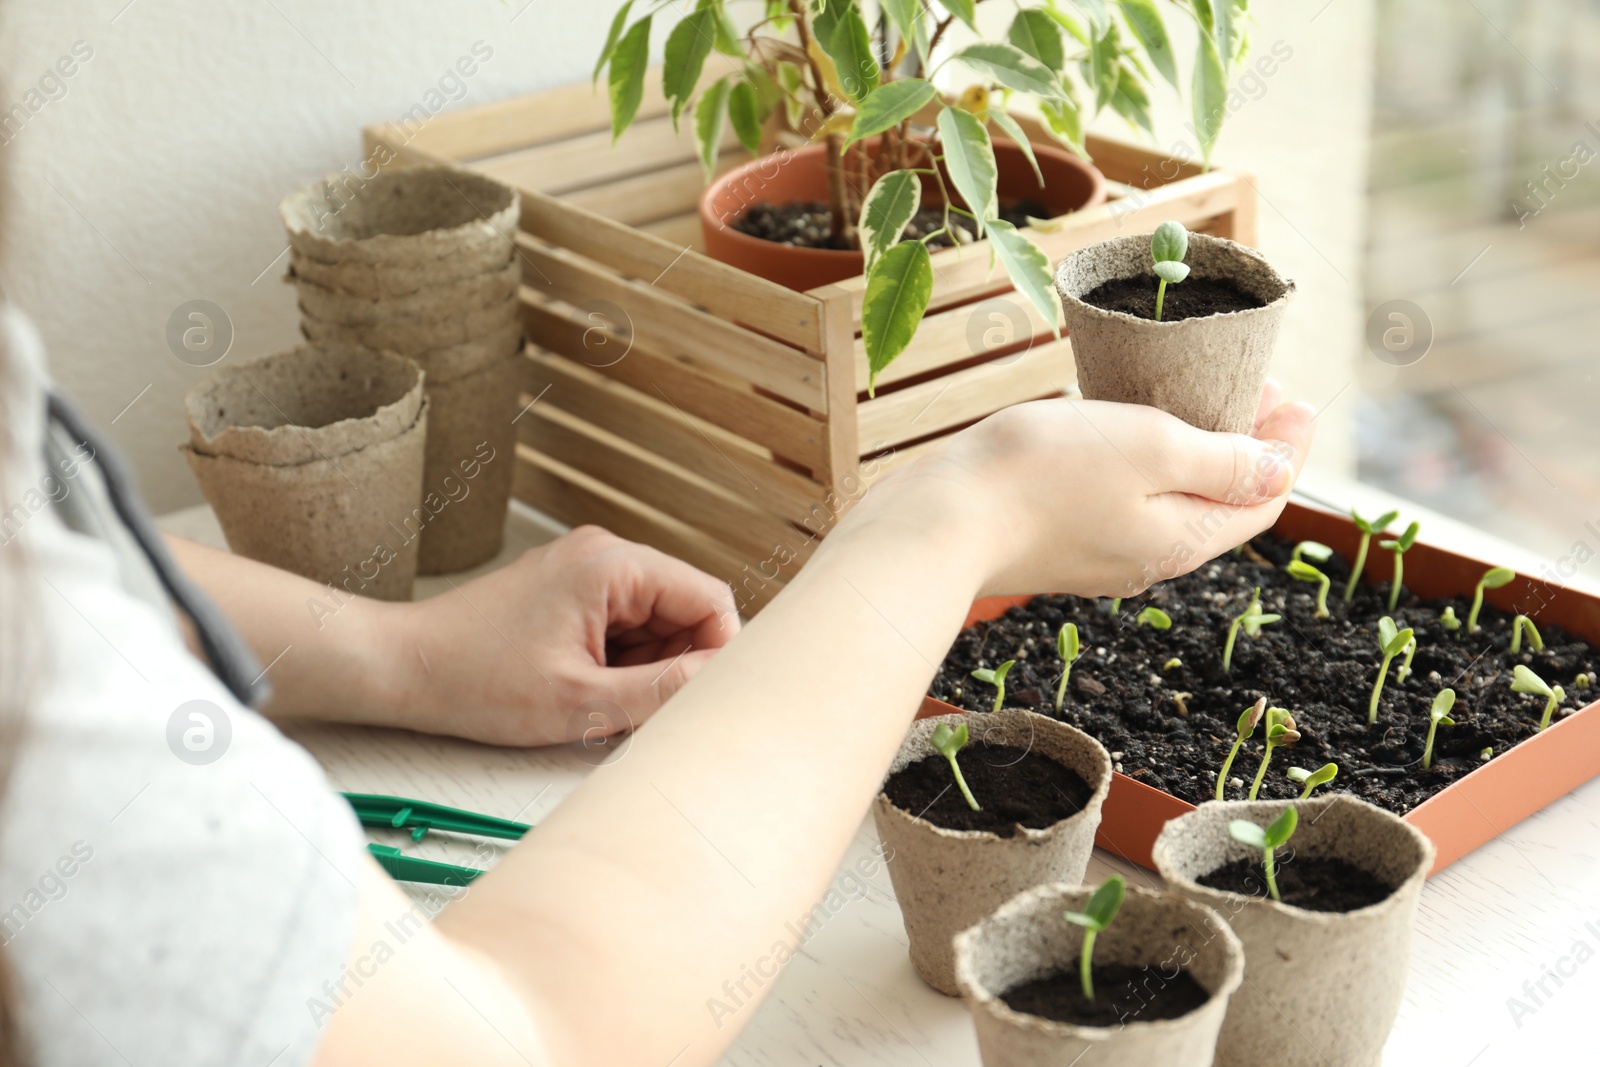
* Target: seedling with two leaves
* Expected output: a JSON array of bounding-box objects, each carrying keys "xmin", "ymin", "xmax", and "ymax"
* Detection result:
[
  {"xmin": 1468, "ymin": 567, "xmax": 1515, "ymax": 633},
  {"xmin": 1510, "ymin": 665, "xmax": 1565, "ymax": 732},
  {"xmin": 1510, "ymin": 614, "xmax": 1543, "ymax": 654},
  {"xmin": 1344, "ymin": 508, "xmax": 1399, "ymax": 602},
  {"xmin": 971, "ymin": 660, "xmax": 1014, "ymax": 714},
  {"xmin": 1151, "ymin": 221, "xmax": 1190, "ymax": 322},
  {"xmin": 1214, "ymin": 697, "xmax": 1266, "ymax": 801},
  {"xmin": 1228, "ymin": 807, "xmax": 1298, "ymax": 902},
  {"xmin": 1368, "ymin": 616, "xmax": 1416, "ymax": 724},
  {"xmin": 1285, "ymin": 559, "xmax": 1332, "ymax": 619},
  {"xmin": 1061, "ymin": 875, "xmax": 1126, "ymax": 1001},
  {"xmin": 1381, "ymin": 521, "xmax": 1421, "ymax": 613},
  {"xmin": 1054, "ymin": 623, "xmax": 1081, "ymax": 714},
  {"xmin": 930, "ymin": 722, "xmax": 981, "ymax": 812},
  {"xmin": 1223, "ymin": 587, "xmax": 1281, "ymax": 674},
  {"xmin": 1421, "ymin": 688, "xmax": 1455, "ymax": 771},
  {"xmin": 1136, "ymin": 606, "xmax": 1173, "ymax": 630},
  {"xmin": 1249, "ymin": 707, "xmax": 1301, "ymax": 800},
  {"xmin": 1287, "ymin": 762, "xmax": 1338, "ymax": 799}
]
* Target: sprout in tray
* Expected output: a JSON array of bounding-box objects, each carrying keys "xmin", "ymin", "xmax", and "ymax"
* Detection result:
[
  {"xmin": 1215, "ymin": 697, "xmax": 1266, "ymax": 801},
  {"xmin": 1061, "ymin": 875, "xmax": 1126, "ymax": 1001},
  {"xmin": 1369, "ymin": 616, "xmax": 1416, "ymax": 725},
  {"xmin": 1510, "ymin": 614, "xmax": 1544, "ymax": 654},
  {"xmin": 1421, "ymin": 688, "xmax": 1456, "ymax": 771},
  {"xmin": 1163, "ymin": 656, "xmax": 1183, "ymax": 671},
  {"xmin": 1285, "ymin": 559, "xmax": 1331, "ymax": 619},
  {"xmin": 1380, "ymin": 520, "xmax": 1420, "ymax": 613},
  {"xmin": 1108, "ymin": 598, "xmax": 1123, "ymax": 616},
  {"xmin": 1223, "ymin": 587, "xmax": 1281, "ymax": 674},
  {"xmin": 1440, "ymin": 606, "xmax": 1462, "ymax": 632},
  {"xmin": 1228, "ymin": 806, "xmax": 1298, "ymax": 902},
  {"xmin": 1150, "ymin": 221, "xmax": 1190, "ymax": 323},
  {"xmin": 1291, "ymin": 541, "xmax": 1333, "ymax": 564},
  {"xmin": 1468, "ymin": 566, "xmax": 1515, "ymax": 633},
  {"xmin": 1510, "ymin": 665, "xmax": 1565, "ymax": 732},
  {"xmin": 1395, "ymin": 633, "xmax": 1418, "ymax": 686},
  {"xmin": 1248, "ymin": 706, "xmax": 1300, "ymax": 800},
  {"xmin": 929, "ymin": 721, "xmax": 981, "ymax": 812},
  {"xmin": 1287, "ymin": 762, "xmax": 1338, "ymax": 799},
  {"xmin": 970, "ymin": 660, "xmax": 1014, "ymax": 714},
  {"xmin": 1054, "ymin": 623, "xmax": 1081, "ymax": 714},
  {"xmin": 1136, "ymin": 606, "xmax": 1173, "ymax": 630},
  {"xmin": 1344, "ymin": 508, "xmax": 1400, "ymax": 602}
]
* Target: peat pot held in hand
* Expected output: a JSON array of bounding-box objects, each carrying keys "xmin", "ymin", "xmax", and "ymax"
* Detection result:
[
  {"xmin": 180, "ymin": 343, "xmax": 427, "ymax": 602},
  {"xmin": 1152, "ymin": 795, "xmax": 1434, "ymax": 1067},
  {"xmin": 1055, "ymin": 233, "xmax": 1295, "ymax": 434},
  {"xmin": 872, "ymin": 710, "xmax": 1112, "ymax": 995},
  {"xmin": 954, "ymin": 883, "xmax": 1244, "ymax": 1067}
]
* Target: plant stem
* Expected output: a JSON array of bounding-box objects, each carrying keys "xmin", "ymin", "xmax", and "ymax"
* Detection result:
[
  {"xmin": 1298, "ymin": 780, "xmax": 1315, "ymax": 800},
  {"xmin": 1079, "ymin": 929, "xmax": 1097, "ymax": 1001},
  {"xmin": 1313, "ymin": 575, "xmax": 1330, "ymax": 618},
  {"xmin": 1055, "ymin": 668, "xmax": 1070, "ymax": 714},
  {"xmin": 1396, "ymin": 639, "xmax": 1416, "ymax": 685},
  {"xmin": 1468, "ymin": 586, "xmax": 1486, "ymax": 633},
  {"xmin": 1248, "ymin": 741, "xmax": 1275, "ymax": 800},
  {"xmin": 1215, "ymin": 739, "xmax": 1243, "ymax": 801},
  {"xmin": 1155, "ymin": 278, "xmax": 1168, "ymax": 321},
  {"xmin": 1343, "ymin": 533, "xmax": 1370, "ymax": 602},
  {"xmin": 1422, "ymin": 719, "xmax": 1439, "ymax": 770},
  {"xmin": 1222, "ymin": 617, "xmax": 1243, "ymax": 674},
  {"xmin": 1263, "ymin": 846, "xmax": 1281, "ymax": 901},
  {"xmin": 1369, "ymin": 654, "xmax": 1393, "ymax": 724},
  {"xmin": 1539, "ymin": 693, "xmax": 1558, "ymax": 731},
  {"xmin": 947, "ymin": 754, "xmax": 981, "ymax": 811},
  {"xmin": 1387, "ymin": 552, "xmax": 1404, "ymax": 613}
]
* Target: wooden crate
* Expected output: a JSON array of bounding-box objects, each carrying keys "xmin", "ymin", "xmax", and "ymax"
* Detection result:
[{"xmin": 363, "ymin": 75, "xmax": 1258, "ymax": 614}]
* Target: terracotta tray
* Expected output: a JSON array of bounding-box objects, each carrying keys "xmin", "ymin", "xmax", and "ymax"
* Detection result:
[{"xmin": 916, "ymin": 499, "xmax": 1600, "ymax": 875}]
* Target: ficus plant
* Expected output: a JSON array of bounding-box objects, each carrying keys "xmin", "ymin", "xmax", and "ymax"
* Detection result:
[
  {"xmin": 1248, "ymin": 706, "xmax": 1300, "ymax": 800},
  {"xmin": 1284, "ymin": 559, "xmax": 1331, "ymax": 619},
  {"xmin": 1344, "ymin": 508, "xmax": 1399, "ymax": 602},
  {"xmin": 1150, "ymin": 220, "xmax": 1189, "ymax": 321},
  {"xmin": 1228, "ymin": 806, "xmax": 1298, "ymax": 902},
  {"xmin": 1136, "ymin": 606, "xmax": 1173, "ymax": 630},
  {"xmin": 1421, "ymin": 688, "xmax": 1455, "ymax": 771},
  {"xmin": 1380, "ymin": 520, "xmax": 1420, "ymax": 613},
  {"xmin": 1369, "ymin": 616, "xmax": 1415, "ymax": 724},
  {"xmin": 971, "ymin": 659, "xmax": 1015, "ymax": 713},
  {"xmin": 1510, "ymin": 665, "xmax": 1565, "ymax": 732},
  {"xmin": 1055, "ymin": 622, "xmax": 1080, "ymax": 713},
  {"xmin": 930, "ymin": 721, "xmax": 981, "ymax": 811},
  {"xmin": 1222, "ymin": 586, "xmax": 1281, "ymax": 674},
  {"xmin": 1510, "ymin": 614, "xmax": 1543, "ymax": 654},
  {"xmin": 1061, "ymin": 874, "xmax": 1126, "ymax": 1001},
  {"xmin": 596, "ymin": 0, "xmax": 1254, "ymax": 393},
  {"xmin": 1286, "ymin": 762, "xmax": 1338, "ymax": 799},
  {"xmin": 1468, "ymin": 566, "xmax": 1515, "ymax": 633},
  {"xmin": 1215, "ymin": 697, "xmax": 1265, "ymax": 801}
]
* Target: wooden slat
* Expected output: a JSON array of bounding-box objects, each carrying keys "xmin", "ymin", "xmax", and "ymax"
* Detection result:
[
  {"xmin": 1079, "ymin": 130, "xmax": 1205, "ymax": 187},
  {"xmin": 816, "ymin": 288, "xmax": 861, "ymax": 487},
  {"xmin": 516, "ymin": 249, "xmax": 827, "ymax": 410},
  {"xmin": 521, "ymin": 298, "xmax": 830, "ymax": 469},
  {"xmin": 638, "ymin": 214, "xmax": 704, "ymax": 250},
  {"xmin": 856, "ymin": 340, "xmax": 1074, "ymax": 450},
  {"xmin": 474, "ymin": 113, "xmax": 738, "ymax": 198},
  {"xmin": 520, "ymin": 348, "xmax": 831, "ymax": 528},
  {"xmin": 562, "ymin": 156, "xmax": 733, "ymax": 227},
  {"xmin": 855, "ymin": 294, "xmax": 1055, "ymax": 392}
]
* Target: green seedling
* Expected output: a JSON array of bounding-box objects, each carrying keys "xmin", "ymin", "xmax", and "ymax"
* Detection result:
[
  {"xmin": 1055, "ymin": 624, "xmax": 1081, "ymax": 714},
  {"xmin": 1511, "ymin": 665, "xmax": 1565, "ymax": 732},
  {"xmin": 1369, "ymin": 616, "xmax": 1416, "ymax": 724},
  {"xmin": 1151, "ymin": 221, "xmax": 1190, "ymax": 322},
  {"xmin": 1291, "ymin": 541, "xmax": 1334, "ymax": 564},
  {"xmin": 1380, "ymin": 520, "xmax": 1420, "ymax": 612},
  {"xmin": 1440, "ymin": 606, "xmax": 1461, "ymax": 632},
  {"xmin": 1421, "ymin": 688, "xmax": 1456, "ymax": 771},
  {"xmin": 1576, "ymin": 673, "xmax": 1594, "ymax": 691},
  {"xmin": 1249, "ymin": 706, "xmax": 1301, "ymax": 800},
  {"xmin": 1229, "ymin": 806, "xmax": 1298, "ymax": 901},
  {"xmin": 1480, "ymin": 746, "xmax": 1494, "ymax": 761},
  {"xmin": 1136, "ymin": 606, "xmax": 1173, "ymax": 630},
  {"xmin": 1396, "ymin": 636, "xmax": 1417, "ymax": 685},
  {"xmin": 1285, "ymin": 560, "xmax": 1331, "ymax": 619},
  {"xmin": 1510, "ymin": 615, "xmax": 1544, "ymax": 654},
  {"xmin": 1223, "ymin": 587, "xmax": 1282, "ymax": 674},
  {"xmin": 1344, "ymin": 508, "xmax": 1400, "ymax": 602},
  {"xmin": 1109, "ymin": 598, "xmax": 1123, "ymax": 615},
  {"xmin": 1163, "ymin": 657, "xmax": 1183, "ymax": 671},
  {"xmin": 1215, "ymin": 697, "xmax": 1266, "ymax": 801},
  {"xmin": 1287, "ymin": 762, "xmax": 1338, "ymax": 799},
  {"xmin": 1061, "ymin": 875, "xmax": 1126, "ymax": 1001},
  {"xmin": 1468, "ymin": 567, "xmax": 1515, "ymax": 633},
  {"xmin": 970, "ymin": 660, "xmax": 1014, "ymax": 714},
  {"xmin": 930, "ymin": 721, "xmax": 981, "ymax": 811}
]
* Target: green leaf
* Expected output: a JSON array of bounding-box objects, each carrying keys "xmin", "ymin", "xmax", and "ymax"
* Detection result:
[
  {"xmin": 937, "ymin": 105, "xmax": 998, "ymax": 233},
  {"xmin": 1385, "ymin": 627, "xmax": 1415, "ymax": 657},
  {"xmin": 862, "ymin": 241, "xmax": 934, "ymax": 395},
  {"xmin": 952, "ymin": 42, "xmax": 1066, "ymax": 99},
  {"xmin": 1089, "ymin": 25, "xmax": 1120, "ymax": 112},
  {"xmin": 594, "ymin": 1, "xmax": 637, "ymax": 84},
  {"xmin": 859, "ymin": 170, "xmax": 921, "ymax": 273},
  {"xmin": 664, "ymin": 8, "xmax": 716, "ymax": 130},
  {"xmin": 1214, "ymin": 0, "xmax": 1236, "ymax": 65},
  {"xmin": 1043, "ymin": 1, "xmax": 1091, "ymax": 45},
  {"xmin": 1082, "ymin": 874, "xmax": 1125, "ymax": 928},
  {"xmin": 1151, "ymin": 220, "xmax": 1188, "ymax": 262},
  {"xmin": 1377, "ymin": 616, "xmax": 1398, "ymax": 648},
  {"xmin": 987, "ymin": 219, "xmax": 1061, "ymax": 339},
  {"xmin": 882, "ymin": 0, "xmax": 930, "ymax": 65},
  {"xmin": 608, "ymin": 15, "xmax": 653, "ymax": 143},
  {"xmin": 987, "ymin": 109, "xmax": 1043, "ymax": 186},
  {"xmin": 1040, "ymin": 94, "xmax": 1086, "ymax": 158},
  {"xmin": 1295, "ymin": 541, "xmax": 1335, "ymax": 563},
  {"xmin": 1431, "ymin": 688, "xmax": 1457, "ymax": 723},
  {"xmin": 727, "ymin": 78, "xmax": 763, "ymax": 155},
  {"xmin": 931, "ymin": 720, "xmax": 968, "ymax": 757},
  {"xmin": 1511, "ymin": 664, "xmax": 1553, "ymax": 698},
  {"xmin": 846, "ymin": 79, "xmax": 938, "ymax": 147},
  {"xmin": 1263, "ymin": 806, "xmax": 1298, "ymax": 848},
  {"xmin": 1058, "ymin": 622, "xmax": 1080, "ymax": 661},
  {"xmin": 1008, "ymin": 9, "xmax": 1065, "ymax": 72},
  {"xmin": 777, "ymin": 61, "xmax": 806, "ymax": 130},
  {"xmin": 1481, "ymin": 566, "xmax": 1517, "ymax": 590},
  {"xmin": 943, "ymin": 0, "xmax": 979, "ymax": 32},
  {"xmin": 1228, "ymin": 818, "xmax": 1267, "ymax": 849},
  {"xmin": 1110, "ymin": 65, "xmax": 1155, "ymax": 137},
  {"xmin": 1153, "ymin": 260, "xmax": 1190, "ymax": 283},
  {"xmin": 710, "ymin": 1, "xmax": 742, "ymax": 56},
  {"xmin": 1072, "ymin": 0, "xmax": 1113, "ymax": 36},
  {"xmin": 818, "ymin": 3, "xmax": 879, "ymax": 102},
  {"xmin": 1136, "ymin": 606, "xmax": 1173, "ymax": 629},
  {"xmin": 1117, "ymin": 0, "xmax": 1178, "ymax": 89},
  {"xmin": 693, "ymin": 77, "xmax": 731, "ymax": 181},
  {"xmin": 1191, "ymin": 0, "xmax": 1215, "ymax": 34},
  {"xmin": 1191, "ymin": 31, "xmax": 1227, "ymax": 161}
]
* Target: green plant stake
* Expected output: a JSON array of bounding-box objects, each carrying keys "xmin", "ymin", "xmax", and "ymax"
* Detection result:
[
  {"xmin": 970, "ymin": 660, "xmax": 1015, "ymax": 714},
  {"xmin": 1291, "ymin": 541, "xmax": 1333, "ymax": 564},
  {"xmin": 1061, "ymin": 875, "xmax": 1126, "ymax": 1001},
  {"xmin": 1151, "ymin": 221, "xmax": 1190, "ymax": 322},
  {"xmin": 1286, "ymin": 762, "xmax": 1338, "ymax": 799},
  {"xmin": 930, "ymin": 721, "xmax": 981, "ymax": 811},
  {"xmin": 1222, "ymin": 587, "xmax": 1282, "ymax": 674},
  {"xmin": 1380, "ymin": 520, "xmax": 1420, "ymax": 612},
  {"xmin": 1369, "ymin": 616, "xmax": 1416, "ymax": 724},
  {"xmin": 1228, "ymin": 807, "xmax": 1298, "ymax": 901},
  {"xmin": 1285, "ymin": 560, "xmax": 1331, "ymax": 619},
  {"xmin": 1440, "ymin": 606, "xmax": 1461, "ymax": 632},
  {"xmin": 1468, "ymin": 566, "xmax": 1515, "ymax": 633},
  {"xmin": 1510, "ymin": 665, "xmax": 1565, "ymax": 732},
  {"xmin": 1510, "ymin": 614, "xmax": 1544, "ymax": 654},
  {"xmin": 1136, "ymin": 606, "xmax": 1173, "ymax": 630},
  {"xmin": 1421, "ymin": 688, "xmax": 1455, "ymax": 771},
  {"xmin": 1055, "ymin": 623, "xmax": 1080, "ymax": 714},
  {"xmin": 1344, "ymin": 508, "xmax": 1399, "ymax": 602},
  {"xmin": 1215, "ymin": 697, "xmax": 1266, "ymax": 801},
  {"xmin": 1248, "ymin": 707, "xmax": 1300, "ymax": 800}
]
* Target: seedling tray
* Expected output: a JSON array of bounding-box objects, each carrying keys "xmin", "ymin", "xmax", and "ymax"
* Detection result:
[{"xmin": 916, "ymin": 499, "xmax": 1600, "ymax": 875}]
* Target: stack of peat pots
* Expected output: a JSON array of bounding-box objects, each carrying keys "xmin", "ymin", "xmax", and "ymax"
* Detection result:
[{"xmin": 280, "ymin": 165, "xmax": 523, "ymax": 574}]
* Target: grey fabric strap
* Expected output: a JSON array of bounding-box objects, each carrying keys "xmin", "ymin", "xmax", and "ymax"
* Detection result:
[{"xmin": 45, "ymin": 389, "xmax": 272, "ymax": 709}]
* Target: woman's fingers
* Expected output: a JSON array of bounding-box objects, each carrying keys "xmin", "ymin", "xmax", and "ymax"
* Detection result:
[
  {"xmin": 1253, "ymin": 377, "xmax": 1283, "ymax": 433},
  {"xmin": 1152, "ymin": 401, "xmax": 1314, "ymax": 506},
  {"xmin": 594, "ymin": 541, "xmax": 741, "ymax": 652}
]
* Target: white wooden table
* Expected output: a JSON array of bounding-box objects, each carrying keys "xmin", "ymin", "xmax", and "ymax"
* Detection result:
[{"xmin": 159, "ymin": 476, "xmax": 1600, "ymax": 1066}]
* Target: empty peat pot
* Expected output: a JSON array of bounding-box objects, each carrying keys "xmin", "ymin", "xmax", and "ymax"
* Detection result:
[
  {"xmin": 1055, "ymin": 233, "xmax": 1295, "ymax": 435},
  {"xmin": 872, "ymin": 710, "xmax": 1112, "ymax": 995},
  {"xmin": 954, "ymin": 883, "xmax": 1244, "ymax": 1067},
  {"xmin": 1152, "ymin": 796, "xmax": 1435, "ymax": 1067},
  {"xmin": 180, "ymin": 343, "xmax": 427, "ymax": 602}
]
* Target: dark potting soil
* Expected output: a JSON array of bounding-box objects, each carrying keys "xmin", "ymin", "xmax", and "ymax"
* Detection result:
[
  {"xmin": 928, "ymin": 532, "xmax": 1598, "ymax": 816},
  {"xmin": 881, "ymin": 741, "xmax": 1091, "ymax": 837},
  {"xmin": 1081, "ymin": 274, "xmax": 1265, "ymax": 320},
  {"xmin": 1001, "ymin": 964, "xmax": 1210, "ymax": 1026},
  {"xmin": 732, "ymin": 199, "xmax": 1046, "ymax": 251},
  {"xmin": 1198, "ymin": 854, "xmax": 1395, "ymax": 913}
]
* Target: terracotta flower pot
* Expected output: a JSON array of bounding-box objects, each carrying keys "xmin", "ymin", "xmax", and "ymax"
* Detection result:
[
  {"xmin": 872, "ymin": 710, "xmax": 1112, "ymax": 995},
  {"xmin": 954, "ymin": 883, "xmax": 1245, "ymax": 1067},
  {"xmin": 701, "ymin": 138, "xmax": 1107, "ymax": 291},
  {"xmin": 1152, "ymin": 796, "xmax": 1435, "ymax": 1067},
  {"xmin": 1055, "ymin": 233, "xmax": 1295, "ymax": 434}
]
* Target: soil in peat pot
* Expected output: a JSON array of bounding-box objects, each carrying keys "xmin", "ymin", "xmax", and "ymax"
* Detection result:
[
  {"xmin": 1197, "ymin": 854, "xmax": 1395, "ymax": 913},
  {"xmin": 881, "ymin": 742, "xmax": 1092, "ymax": 837},
  {"xmin": 1000, "ymin": 964, "xmax": 1211, "ymax": 1026},
  {"xmin": 733, "ymin": 199, "xmax": 1046, "ymax": 251},
  {"xmin": 928, "ymin": 532, "xmax": 1599, "ymax": 815},
  {"xmin": 1081, "ymin": 275, "xmax": 1265, "ymax": 320}
]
